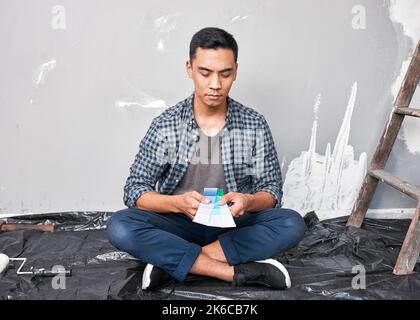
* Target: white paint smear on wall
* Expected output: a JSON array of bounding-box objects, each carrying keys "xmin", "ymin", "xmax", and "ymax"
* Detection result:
[
  {"xmin": 157, "ymin": 39, "xmax": 165, "ymax": 51},
  {"xmin": 116, "ymin": 79, "xmax": 167, "ymax": 109},
  {"xmin": 115, "ymin": 99, "xmax": 167, "ymax": 109},
  {"xmin": 282, "ymin": 82, "xmax": 367, "ymax": 220},
  {"xmin": 231, "ymin": 15, "xmax": 249, "ymax": 22},
  {"xmin": 153, "ymin": 15, "xmax": 178, "ymax": 52},
  {"xmin": 154, "ymin": 15, "xmax": 177, "ymax": 33},
  {"xmin": 388, "ymin": 0, "xmax": 420, "ymax": 154},
  {"xmin": 33, "ymin": 59, "xmax": 56, "ymax": 86}
]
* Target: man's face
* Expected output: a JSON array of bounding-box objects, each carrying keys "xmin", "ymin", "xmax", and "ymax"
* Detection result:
[{"xmin": 186, "ymin": 47, "xmax": 237, "ymax": 109}]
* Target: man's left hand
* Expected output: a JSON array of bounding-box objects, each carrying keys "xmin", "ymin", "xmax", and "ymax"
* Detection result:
[{"xmin": 217, "ymin": 192, "xmax": 252, "ymax": 218}]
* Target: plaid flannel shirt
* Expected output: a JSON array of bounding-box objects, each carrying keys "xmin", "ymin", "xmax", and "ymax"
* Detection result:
[{"xmin": 123, "ymin": 93, "xmax": 283, "ymax": 208}]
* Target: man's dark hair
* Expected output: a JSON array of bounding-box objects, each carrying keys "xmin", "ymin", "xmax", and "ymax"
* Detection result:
[{"xmin": 189, "ymin": 27, "xmax": 238, "ymax": 62}]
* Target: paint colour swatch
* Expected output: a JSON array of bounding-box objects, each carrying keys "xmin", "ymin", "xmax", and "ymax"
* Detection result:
[{"xmin": 193, "ymin": 188, "xmax": 236, "ymax": 228}]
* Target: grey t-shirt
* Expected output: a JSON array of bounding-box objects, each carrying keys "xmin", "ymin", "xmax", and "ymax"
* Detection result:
[{"xmin": 172, "ymin": 128, "xmax": 227, "ymax": 195}]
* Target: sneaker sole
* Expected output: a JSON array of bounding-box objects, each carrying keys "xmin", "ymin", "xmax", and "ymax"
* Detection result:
[
  {"xmin": 255, "ymin": 258, "xmax": 292, "ymax": 289},
  {"xmin": 141, "ymin": 263, "xmax": 154, "ymax": 290}
]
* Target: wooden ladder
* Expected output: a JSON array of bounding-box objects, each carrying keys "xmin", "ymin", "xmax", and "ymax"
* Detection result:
[{"xmin": 346, "ymin": 40, "xmax": 420, "ymax": 275}]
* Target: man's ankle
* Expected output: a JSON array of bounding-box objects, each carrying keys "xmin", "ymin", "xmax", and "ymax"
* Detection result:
[{"xmin": 190, "ymin": 252, "xmax": 234, "ymax": 282}]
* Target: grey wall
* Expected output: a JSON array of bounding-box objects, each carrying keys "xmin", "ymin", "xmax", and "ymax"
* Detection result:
[{"xmin": 0, "ymin": 0, "xmax": 419, "ymax": 216}]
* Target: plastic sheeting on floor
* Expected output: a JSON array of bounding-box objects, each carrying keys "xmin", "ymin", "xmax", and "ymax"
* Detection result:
[{"xmin": 0, "ymin": 211, "xmax": 419, "ymax": 300}]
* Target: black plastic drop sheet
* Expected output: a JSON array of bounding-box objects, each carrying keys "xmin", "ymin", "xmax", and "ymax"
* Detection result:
[{"xmin": 0, "ymin": 211, "xmax": 419, "ymax": 300}]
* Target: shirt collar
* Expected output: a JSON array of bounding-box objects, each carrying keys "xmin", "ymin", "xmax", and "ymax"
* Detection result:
[{"xmin": 186, "ymin": 92, "xmax": 233, "ymax": 130}]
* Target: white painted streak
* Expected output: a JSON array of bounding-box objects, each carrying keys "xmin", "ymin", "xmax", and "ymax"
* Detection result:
[
  {"xmin": 157, "ymin": 40, "xmax": 165, "ymax": 51},
  {"xmin": 33, "ymin": 59, "xmax": 56, "ymax": 86},
  {"xmin": 115, "ymin": 99, "xmax": 167, "ymax": 109},
  {"xmin": 154, "ymin": 15, "xmax": 177, "ymax": 33},
  {"xmin": 142, "ymin": 99, "xmax": 167, "ymax": 108},
  {"xmin": 231, "ymin": 15, "xmax": 249, "ymax": 22},
  {"xmin": 305, "ymin": 94, "xmax": 321, "ymax": 176},
  {"xmin": 282, "ymin": 82, "xmax": 367, "ymax": 219},
  {"xmin": 117, "ymin": 79, "xmax": 168, "ymax": 109},
  {"xmin": 309, "ymin": 95, "xmax": 321, "ymax": 155},
  {"xmin": 115, "ymin": 101, "xmax": 141, "ymax": 108}
]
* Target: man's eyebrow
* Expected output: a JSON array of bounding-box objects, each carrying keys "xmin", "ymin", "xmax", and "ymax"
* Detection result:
[{"xmin": 197, "ymin": 66, "xmax": 234, "ymax": 73}]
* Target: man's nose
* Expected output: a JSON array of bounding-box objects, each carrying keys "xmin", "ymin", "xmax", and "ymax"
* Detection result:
[{"xmin": 209, "ymin": 74, "xmax": 222, "ymax": 90}]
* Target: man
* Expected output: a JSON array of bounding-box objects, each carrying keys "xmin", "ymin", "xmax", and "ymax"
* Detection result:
[{"xmin": 107, "ymin": 27, "xmax": 305, "ymax": 291}]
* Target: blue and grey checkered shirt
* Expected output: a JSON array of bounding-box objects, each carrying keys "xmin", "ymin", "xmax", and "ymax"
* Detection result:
[{"xmin": 123, "ymin": 93, "xmax": 283, "ymax": 208}]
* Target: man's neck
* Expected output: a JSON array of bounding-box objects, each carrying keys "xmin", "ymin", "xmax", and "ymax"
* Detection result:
[{"xmin": 193, "ymin": 95, "xmax": 227, "ymax": 136}]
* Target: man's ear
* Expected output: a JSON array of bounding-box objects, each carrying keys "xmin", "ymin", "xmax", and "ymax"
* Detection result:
[
  {"xmin": 186, "ymin": 60, "xmax": 193, "ymax": 79},
  {"xmin": 233, "ymin": 62, "xmax": 238, "ymax": 81}
]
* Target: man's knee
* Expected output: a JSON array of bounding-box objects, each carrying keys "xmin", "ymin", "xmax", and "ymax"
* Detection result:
[
  {"xmin": 107, "ymin": 209, "xmax": 137, "ymax": 249},
  {"xmin": 286, "ymin": 208, "xmax": 306, "ymax": 236},
  {"xmin": 271, "ymin": 208, "xmax": 306, "ymax": 247}
]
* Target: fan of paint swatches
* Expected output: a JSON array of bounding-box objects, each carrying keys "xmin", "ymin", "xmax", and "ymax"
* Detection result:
[{"xmin": 193, "ymin": 188, "xmax": 236, "ymax": 228}]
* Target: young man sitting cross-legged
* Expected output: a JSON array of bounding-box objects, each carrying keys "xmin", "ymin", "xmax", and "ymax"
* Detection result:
[{"xmin": 107, "ymin": 27, "xmax": 306, "ymax": 291}]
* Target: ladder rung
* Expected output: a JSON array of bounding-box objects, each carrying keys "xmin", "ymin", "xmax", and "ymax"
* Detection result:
[
  {"xmin": 369, "ymin": 169, "xmax": 420, "ymax": 200},
  {"xmin": 394, "ymin": 107, "xmax": 420, "ymax": 118}
]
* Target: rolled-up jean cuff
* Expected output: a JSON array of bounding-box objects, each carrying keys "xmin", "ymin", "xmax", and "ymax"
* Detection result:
[
  {"xmin": 218, "ymin": 233, "xmax": 241, "ymax": 266},
  {"xmin": 172, "ymin": 243, "xmax": 202, "ymax": 282}
]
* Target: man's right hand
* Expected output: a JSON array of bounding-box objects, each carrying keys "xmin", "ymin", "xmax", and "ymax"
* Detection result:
[{"xmin": 174, "ymin": 191, "xmax": 210, "ymax": 220}]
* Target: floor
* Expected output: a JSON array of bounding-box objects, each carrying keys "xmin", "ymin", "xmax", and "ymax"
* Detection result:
[{"xmin": 0, "ymin": 211, "xmax": 419, "ymax": 300}]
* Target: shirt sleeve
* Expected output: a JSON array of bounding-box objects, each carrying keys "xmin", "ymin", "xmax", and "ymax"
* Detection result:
[
  {"xmin": 251, "ymin": 116, "xmax": 283, "ymax": 208},
  {"xmin": 123, "ymin": 119, "xmax": 168, "ymax": 208}
]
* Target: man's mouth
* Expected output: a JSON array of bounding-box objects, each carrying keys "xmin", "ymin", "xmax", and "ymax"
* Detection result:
[{"xmin": 207, "ymin": 94, "xmax": 222, "ymax": 99}]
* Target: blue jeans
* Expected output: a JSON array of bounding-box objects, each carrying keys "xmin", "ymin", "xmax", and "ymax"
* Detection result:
[{"xmin": 107, "ymin": 207, "xmax": 306, "ymax": 282}]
